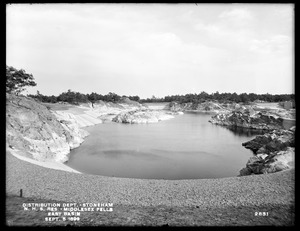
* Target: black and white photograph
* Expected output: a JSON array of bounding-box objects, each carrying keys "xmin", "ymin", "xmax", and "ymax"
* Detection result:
[{"xmin": 6, "ymin": 3, "xmax": 295, "ymax": 226}]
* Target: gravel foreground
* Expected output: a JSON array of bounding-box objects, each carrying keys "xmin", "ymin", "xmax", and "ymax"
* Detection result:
[{"xmin": 6, "ymin": 152, "xmax": 295, "ymax": 226}]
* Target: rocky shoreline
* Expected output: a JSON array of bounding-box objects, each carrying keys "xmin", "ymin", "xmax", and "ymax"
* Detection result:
[
  {"xmin": 165, "ymin": 101, "xmax": 230, "ymax": 114},
  {"xmin": 209, "ymin": 109, "xmax": 287, "ymax": 130},
  {"xmin": 203, "ymin": 102, "xmax": 296, "ymax": 177},
  {"xmin": 6, "ymin": 94, "xmax": 295, "ymax": 178},
  {"xmin": 239, "ymin": 127, "xmax": 295, "ymax": 176}
]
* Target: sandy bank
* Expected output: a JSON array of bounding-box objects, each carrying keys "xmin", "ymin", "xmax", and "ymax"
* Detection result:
[
  {"xmin": 8, "ymin": 148, "xmax": 81, "ymax": 174},
  {"xmin": 6, "ymin": 150, "xmax": 294, "ymax": 209},
  {"xmin": 53, "ymin": 109, "xmax": 102, "ymax": 128}
]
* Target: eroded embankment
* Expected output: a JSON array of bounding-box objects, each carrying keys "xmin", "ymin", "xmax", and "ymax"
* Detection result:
[{"xmin": 6, "ymin": 94, "xmax": 89, "ymax": 163}]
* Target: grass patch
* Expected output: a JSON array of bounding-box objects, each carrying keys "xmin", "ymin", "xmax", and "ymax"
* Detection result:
[{"xmin": 6, "ymin": 194, "xmax": 294, "ymax": 227}]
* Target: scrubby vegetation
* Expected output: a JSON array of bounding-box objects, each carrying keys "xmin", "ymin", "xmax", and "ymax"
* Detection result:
[
  {"xmin": 27, "ymin": 90, "xmax": 140, "ymax": 105},
  {"xmin": 27, "ymin": 90, "xmax": 295, "ymax": 105},
  {"xmin": 141, "ymin": 92, "xmax": 295, "ymax": 104}
]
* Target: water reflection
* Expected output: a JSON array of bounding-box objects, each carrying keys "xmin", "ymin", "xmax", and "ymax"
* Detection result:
[
  {"xmin": 100, "ymin": 149, "xmax": 170, "ymax": 161},
  {"xmin": 150, "ymin": 149, "xmax": 221, "ymax": 157},
  {"xmin": 67, "ymin": 113, "xmax": 257, "ymax": 179},
  {"xmin": 223, "ymin": 126, "xmax": 266, "ymax": 137}
]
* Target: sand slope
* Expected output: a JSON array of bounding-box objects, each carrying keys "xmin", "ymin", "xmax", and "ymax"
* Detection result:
[{"xmin": 6, "ymin": 151, "xmax": 294, "ymax": 209}]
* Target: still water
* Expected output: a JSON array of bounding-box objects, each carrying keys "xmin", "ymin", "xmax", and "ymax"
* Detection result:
[{"xmin": 66, "ymin": 112, "xmax": 263, "ymax": 180}]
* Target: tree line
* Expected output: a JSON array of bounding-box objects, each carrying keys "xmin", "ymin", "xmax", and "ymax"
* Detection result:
[
  {"xmin": 26, "ymin": 90, "xmax": 295, "ymax": 105},
  {"xmin": 6, "ymin": 65, "xmax": 294, "ymax": 105},
  {"xmin": 140, "ymin": 91, "xmax": 295, "ymax": 104},
  {"xmin": 27, "ymin": 90, "xmax": 141, "ymax": 105}
]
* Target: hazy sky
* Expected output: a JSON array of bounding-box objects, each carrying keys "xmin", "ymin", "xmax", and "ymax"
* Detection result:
[{"xmin": 6, "ymin": 3, "xmax": 294, "ymax": 98}]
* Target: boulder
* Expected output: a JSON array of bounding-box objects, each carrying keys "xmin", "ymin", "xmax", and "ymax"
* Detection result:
[
  {"xmin": 256, "ymin": 147, "xmax": 268, "ymax": 154},
  {"xmin": 256, "ymin": 153, "xmax": 268, "ymax": 160},
  {"xmin": 239, "ymin": 167, "xmax": 252, "ymax": 176},
  {"xmin": 262, "ymin": 147, "xmax": 294, "ymax": 172},
  {"xmin": 242, "ymin": 135, "xmax": 273, "ymax": 153},
  {"xmin": 246, "ymin": 156, "xmax": 265, "ymax": 174},
  {"xmin": 242, "ymin": 129, "xmax": 294, "ymax": 154}
]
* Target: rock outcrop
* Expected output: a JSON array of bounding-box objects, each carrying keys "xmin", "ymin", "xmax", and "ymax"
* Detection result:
[
  {"xmin": 112, "ymin": 109, "xmax": 176, "ymax": 124},
  {"xmin": 242, "ymin": 129, "xmax": 295, "ymax": 154},
  {"xmin": 87, "ymin": 99, "xmax": 147, "ymax": 122},
  {"xmin": 118, "ymin": 97, "xmax": 143, "ymax": 108},
  {"xmin": 165, "ymin": 101, "xmax": 229, "ymax": 113},
  {"xmin": 239, "ymin": 127, "xmax": 295, "ymax": 176},
  {"xmin": 209, "ymin": 109, "xmax": 286, "ymax": 130},
  {"xmin": 6, "ymin": 94, "xmax": 88, "ymax": 163}
]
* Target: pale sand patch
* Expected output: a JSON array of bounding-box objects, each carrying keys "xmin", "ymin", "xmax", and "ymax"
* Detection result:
[
  {"xmin": 53, "ymin": 109, "xmax": 102, "ymax": 128},
  {"xmin": 255, "ymin": 102, "xmax": 282, "ymax": 110},
  {"xmin": 7, "ymin": 148, "xmax": 81, "ymax": 174}
]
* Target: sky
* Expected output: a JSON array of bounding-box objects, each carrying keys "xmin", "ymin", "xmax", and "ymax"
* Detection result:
[{"xmin": 6, "ymin": 3, "xmax": 294, "ymax": 99}]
